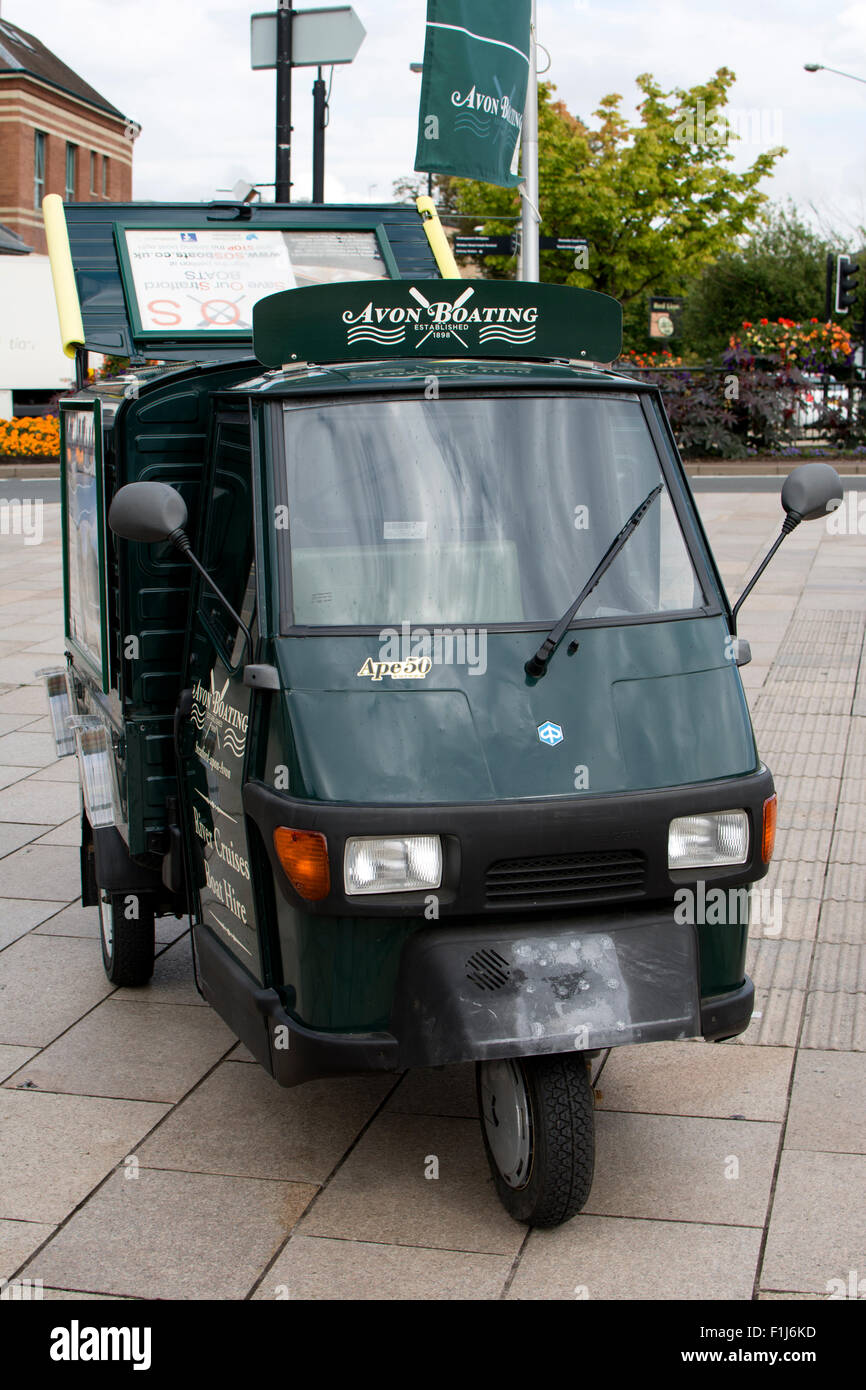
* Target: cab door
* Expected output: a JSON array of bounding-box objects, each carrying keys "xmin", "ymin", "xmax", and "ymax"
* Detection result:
[{"xmin": 182, "ymin": 415, "xmax": 265, "ymax": 981}]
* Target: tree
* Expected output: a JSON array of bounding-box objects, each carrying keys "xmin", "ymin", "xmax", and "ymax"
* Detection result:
[
  {"xmin": 432, "ymin": 70, "xmax": 784, "ymax": 321},
  {"xmin": 680, "ymin": 203, "xmax": 855, "ymax": 361}
]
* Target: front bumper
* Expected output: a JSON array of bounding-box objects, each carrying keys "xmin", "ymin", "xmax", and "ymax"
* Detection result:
[{"xmin": 194, "ymin": 903, "xmax": 753, "ymax": 1087}]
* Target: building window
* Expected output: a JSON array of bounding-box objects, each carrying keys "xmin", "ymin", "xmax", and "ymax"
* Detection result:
[
  {"xmin": 65, "ymin": 143, "xmax": 77, "ymax": 201},
  {"xmin": 33, "ymin": 130, "xmax": 46, "ymax": 209},
  {"xmin": 102, "ymin": 155, "xmax": 109, "ymax": 197},
  {"xmin": 90, "ymin": 151, "xmax": 97, "ymax": 194}
]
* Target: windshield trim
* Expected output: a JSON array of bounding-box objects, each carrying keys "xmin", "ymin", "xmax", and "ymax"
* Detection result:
[{"xmin": 274, "ymin": 388, "xmax": 721, "ymax": 634}]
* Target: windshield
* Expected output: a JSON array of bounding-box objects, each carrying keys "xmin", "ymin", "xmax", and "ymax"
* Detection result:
[{"xmin": 280, "ymin": 392, "xmax": 705, "ymax": 628}]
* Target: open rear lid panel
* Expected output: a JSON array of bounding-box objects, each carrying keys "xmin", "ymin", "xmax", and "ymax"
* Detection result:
[{"xmin": 64, "ymin": 202, "xmax": 440, "ymax": 361}]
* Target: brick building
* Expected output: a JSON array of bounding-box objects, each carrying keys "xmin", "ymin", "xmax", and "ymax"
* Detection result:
[{"xmin": 0, "ymin": 13, "xmax": 138, "ymax": 255}]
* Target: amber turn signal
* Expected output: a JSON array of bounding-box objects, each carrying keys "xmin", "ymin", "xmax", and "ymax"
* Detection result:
[
  {"xmin": 761, "ymin": 794, "xmax": 777, "ymax": 864},
  {"xmin": 273, "ymin": 828, "xmax": 330, "ymax": 901}
]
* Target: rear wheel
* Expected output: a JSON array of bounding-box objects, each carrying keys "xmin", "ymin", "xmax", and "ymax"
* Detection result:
[
  {"xmin": 477, "ymin": 1052, "xmax": 595, "ymax": 1227},
  {"xmin": 99, "ymin": 891, "xmax": 155, "ymax": 986}
]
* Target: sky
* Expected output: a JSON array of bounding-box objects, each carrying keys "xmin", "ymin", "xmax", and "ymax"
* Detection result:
[{"xmin": 4, "ymin": 0, "xmax": 866, "ymax": 239}]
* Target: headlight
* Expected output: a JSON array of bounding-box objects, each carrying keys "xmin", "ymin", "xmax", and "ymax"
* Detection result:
[
  {"xmin": 668, "ymin": 811, "xmax": 749, "ymax": 870},
  {"xmin": 344, "ymin": 835, "xmax": 443, "ymax": 895}
]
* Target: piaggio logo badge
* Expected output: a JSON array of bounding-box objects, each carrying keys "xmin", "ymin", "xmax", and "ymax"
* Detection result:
[
  {"xmin": 341, "ymin": 286, "xmax": 539, "ymax": 352},
  {"xmin": 537, "ymin": 721, "xmax": 564, "ymax": 746}
]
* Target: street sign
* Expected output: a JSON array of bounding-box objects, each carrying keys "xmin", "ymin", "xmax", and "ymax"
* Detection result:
[
  {"xmin": 454, "ymin": 235, "xmax": 588, "ymax": 259},
  {"xmin": 542, "ymin": 237, "xmax": 588, "ymax": 252},
  {"xmin": 648, "ymin": 295, "xmax": 683, "ymax": 339},
  {"xmin": 251, "ymin": 6, "xmax": 366, "ymax": 69},
  {"xmin": 454, "ymin": 235, "xmax": 514, "ymax": 257}
]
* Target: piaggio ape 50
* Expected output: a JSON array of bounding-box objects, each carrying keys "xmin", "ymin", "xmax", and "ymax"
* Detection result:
[{"xmin": 42, "ymin": 193, "xmax": 842, "ymax": 1226}]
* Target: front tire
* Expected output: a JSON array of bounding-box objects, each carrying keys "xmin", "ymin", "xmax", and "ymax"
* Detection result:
[
  {"xmin": 477, "ymin": 1052, "xmax": 595, "ymax": 1228},
  {"xmin": 99, "ymin": 891, "xmax": 155, "ymax": 986}
]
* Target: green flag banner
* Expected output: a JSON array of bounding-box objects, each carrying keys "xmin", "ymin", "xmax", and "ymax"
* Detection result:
[{"xmin": 414, "ymin": 0, "xmax": 531, "ymax": 188}]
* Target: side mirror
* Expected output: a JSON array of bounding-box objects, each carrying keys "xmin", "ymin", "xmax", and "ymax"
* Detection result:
[
  {"xmin": 731, "ymin": 463, "xmax": 843, "ymax": 634},
  {"xmin": 109, "ymin": 480, "xmax": 253, "ymax": 668},
  {"xmin": 781, "ymin": 462, "xmax": 843, "ymax": 524},
  {"xmin": 108, "ymin": 481, "xmax": 188, "ymax": 544}
]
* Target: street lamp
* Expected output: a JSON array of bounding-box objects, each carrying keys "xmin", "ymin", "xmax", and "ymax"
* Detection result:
[
  {"xmin": 804, "ymin": 62, "xmax": 866, "ymax": 86},
  {"xmin": 409, "ymin": 63, "xmax": 433, "ymax": 198}
]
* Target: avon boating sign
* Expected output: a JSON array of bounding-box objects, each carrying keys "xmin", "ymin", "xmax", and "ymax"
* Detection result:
[
  {"xmin": 252, "ymin": 280, "xmax": 622, "ymax": 367},
  {"xmin": 414, "ymin": 0, "xmax": 531, "ymax": 188}
]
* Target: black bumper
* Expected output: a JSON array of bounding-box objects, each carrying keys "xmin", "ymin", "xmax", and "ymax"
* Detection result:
[{"xmin": 194, "ymin": 908, "xmax": 754, "ymax": 1087}]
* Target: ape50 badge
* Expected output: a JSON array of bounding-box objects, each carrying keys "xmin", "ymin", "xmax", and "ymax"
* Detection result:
[{"xmin": 356, "ymin": 657, "xmax": 432, "ymax": 682}]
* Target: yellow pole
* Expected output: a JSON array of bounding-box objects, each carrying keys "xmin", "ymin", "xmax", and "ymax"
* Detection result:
[
  {"xmin": 42, "ymin": 194, "xmax": 85, "ymax": 358},
  {"xmin": 416, "ymin": 196, "xmax": 461, "ymax": 280}
]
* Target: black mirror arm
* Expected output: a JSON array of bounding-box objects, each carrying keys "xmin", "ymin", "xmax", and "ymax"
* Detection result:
[
  {"xmin": 730, "ymin": 511, "xmax": 801, "ymax": 635},
  {"xmin": 169, "ymin": 529, "xmax": 252, "ymax": 659}
]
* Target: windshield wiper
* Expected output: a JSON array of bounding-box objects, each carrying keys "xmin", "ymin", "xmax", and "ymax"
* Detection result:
[{"xmin": 524, "ymin": 484, "xmax": 663, "ymax": 679}]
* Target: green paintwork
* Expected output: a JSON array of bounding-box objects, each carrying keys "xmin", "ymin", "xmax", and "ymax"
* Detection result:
[
  {"xmin": 267, "ymin": 618, "xmax": 756, "ymax": 803},
  {"xmin": 252, "ymin": 280, "xmax": 623, "ymax": 369}
]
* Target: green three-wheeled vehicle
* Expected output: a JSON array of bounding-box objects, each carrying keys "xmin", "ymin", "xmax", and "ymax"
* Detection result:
[{"xmin": 42, "ymin": 194, "xmax": 841, "ymax": 1226}]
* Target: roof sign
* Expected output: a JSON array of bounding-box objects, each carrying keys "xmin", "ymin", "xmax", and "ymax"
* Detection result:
[{"xmin": 253, "ymin": 279, "xmax": 623, "ymax": 367}]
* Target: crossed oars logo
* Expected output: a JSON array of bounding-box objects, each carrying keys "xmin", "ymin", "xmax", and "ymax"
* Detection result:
[{"xmin": 409, "ymin": 285, "xmax": 476, "ymax": 350}]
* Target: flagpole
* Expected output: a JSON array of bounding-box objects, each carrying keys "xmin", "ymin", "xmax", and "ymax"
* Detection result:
[{"xmin": 519, "ymin": 0, "xmax": 539, "ymax": 282}]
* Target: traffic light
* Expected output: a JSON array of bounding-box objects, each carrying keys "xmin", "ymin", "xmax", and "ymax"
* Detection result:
[{"xmin": 836, "ymin": 254, "xmax": 860, "ymax": 314}]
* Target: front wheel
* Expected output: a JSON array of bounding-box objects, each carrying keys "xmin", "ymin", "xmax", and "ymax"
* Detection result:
[
  {"xmin": 99, "ymin": 891, "xmax": 155, "ymax": 986},
  {"xmin": 477, "ymin": 1052, "xmax": 595, "ymax": 1228}
]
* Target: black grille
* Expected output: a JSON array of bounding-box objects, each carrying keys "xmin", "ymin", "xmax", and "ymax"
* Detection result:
[
  {"xmin": 465, "ymin": 949, "xmax": 512, "ymax": 991},
  {"xmin": 485, "ymin": 850, "xmax": 647, "ymax": 906}
]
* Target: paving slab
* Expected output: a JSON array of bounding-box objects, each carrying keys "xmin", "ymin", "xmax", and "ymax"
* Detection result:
[
  {"xmin": 0, "ymin": 820, "xmax": 51, "ymax": 859},
  {"xmin": 30, "ymin": 900, "xmax": 99, "ymax": 939},
  {"xmin": 824, "ymin": 862, "xmax": 866, "ymax": 901},
  {"xmin": 800, "ymin": 991, "xmax": 866, "ymax": 1051},
  {"xmin": 0, "ymin": 731, "xmax": 58, "ymax": 767},
  {"xmin": 760, "ymin": 1150, "xmax": 866, "ymax": 1295},
  {"xmin": 815, "ymin": 899, "xmax": 865, "ymax": 945},
  {"xmin": 0, "ymin": 844, "xmax": 79, "ymax": 900},
  {"xmin": 0, "ymin": 779, "xmax": 78, "ymax": 824},
  {"xmin": 38, "ymin": 1288, "xmax": 138, "ymax": 1300},
  {"xmin": 0, "ymin": 687, "xmax": 49, "ymax": 717},
  {"xmin": 584, "ymin": 1112, "xmax": 780, "ymax": 1227},
  {"xmin": 0, "ymin": 1042, "xmax": 38, "ymax": 1082},
  {"xmin": 830, "ymin": 829, "xmax": 866, "ymax": 863},
  {"xmin": 0, "ymin": 934, "xmax": 114, "ymax": 1046},
  {"xmin": 0, "ymin": 1089, "xmax": 169, "ymax": 1223},
  {"xmin": 0, "ymin": 1218, "xmax": 55, "ymax": 1281},
  {"xmin": 10, "ymin": 999, "xmax": 236, "ymax": 1102},
  {"xmin": 299, "ymin": 1112, "xmax": 525, "ymax": 1255},
  {"xmin": 785, "ymin": 1051, "xmax": 866, "ymax": 1154},
  {"xmin": 0, "ymin": 897, "xmax": 70, "ymax": 950},
  {"xmin": 746, "ymin": 938, "xmax": 814, "ymax": 993},
  {"xmin": 28, "ymin": 759, "xmax": 79, "ymax": 783},
  {"xmin": 595, "ymin": 1040, "xmax": 793, "ymax": 1121},
  {"xmin": 0, "ymin": 764, "xmax": 39, "ymax": 791},
  {"xmin": 507, "ymin": 1215, "xmax": 763, "ymax": 1301},
  {"xmin": 253, "ymin": 1233, "xmax": 512, "ymax": 1301},
  {"xmin": 735, "ymin": 986, "xmax": 805, "ymax": 1048},
  {"xmin": 136, "ymin": 1060, "xmax": 395, "ymax": 1183},
  {"xmin": 34, "ymin": 817, "xmax": 82, "ymax": 847},
  {"xmin": 0, "ymin": 655, "xmax": 60, "ymax": 686},
  {"xmin": 809, "ymin": 941, "xmax": 866, "ymax": 992},
  {"xmin": 22, "ymin": 1167, "xmax": 317, "ymax": 1301}
]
